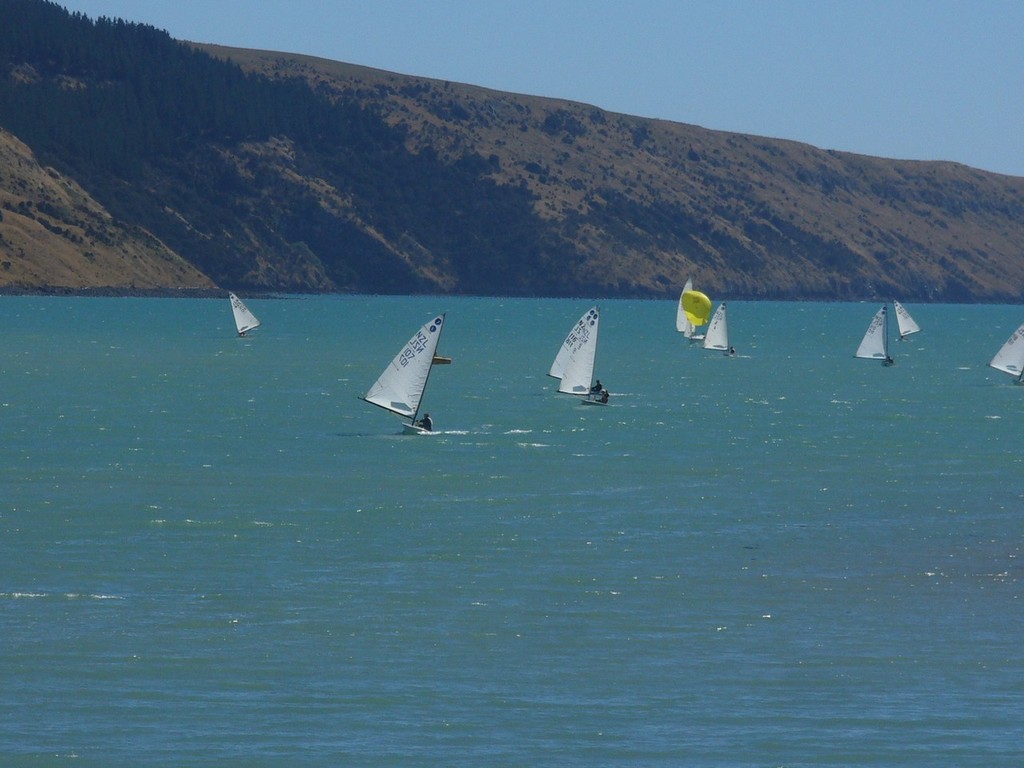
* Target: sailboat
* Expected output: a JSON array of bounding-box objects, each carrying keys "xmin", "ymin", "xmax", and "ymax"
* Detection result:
[
  {"xmin": 702, "ymin": 302, "xmax": 732, "ymax": 354},
  {"xmin": 855, "ymin": 305, "xmax": 895, "ymax": 366},
  {"xmin": 892, "ymin": 299, "xmax": 921, "ymax": 340},
  {"xmin": 362, "ymin": 313, "xmax": 446, "ymax": 434},
  {"xmin": 229, "ymin": 292, "xmax": 261, "ymax": 336},
  {"xmin": 677, "ymin": 278, "xmax": 712, "ymax": 342},
  {"xmin": 988, "ymin": 322, "xmax": 1024, "ymax": 384},
  {"xmin": 549, "ymin": 306, "xmax": 607, "ymax": 405}
]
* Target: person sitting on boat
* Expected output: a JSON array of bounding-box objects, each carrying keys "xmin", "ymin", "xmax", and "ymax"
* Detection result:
[
  {"xmin": 417, "ymin": 413, "xmax": 433, "ymax": 431},
  {"xmin": 599, "ymin": 389, "xmax": 609, "ymax": 403},
  {"xmin": 727, "ymin": 346, "xmax": 736, "ymax": 357},
  {"xmin": 591, "ymin": 379, "xmax": 603, "ymax": 393}
]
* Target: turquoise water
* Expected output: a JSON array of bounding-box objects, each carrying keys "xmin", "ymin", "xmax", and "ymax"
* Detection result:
[{"xmin": 1, "ymin": 295, "xmax": 1022, "ymax": 766}]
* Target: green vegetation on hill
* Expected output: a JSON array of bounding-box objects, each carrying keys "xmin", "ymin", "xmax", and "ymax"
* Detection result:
[{"xmin": 2, "ymin": 0, "xmax": 1024, "ymax": 300}]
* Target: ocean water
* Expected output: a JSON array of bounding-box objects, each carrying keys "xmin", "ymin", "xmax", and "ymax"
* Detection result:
[{"xmin": 1, "ymin": 295, "xmax": 1021, "ymax": 767}]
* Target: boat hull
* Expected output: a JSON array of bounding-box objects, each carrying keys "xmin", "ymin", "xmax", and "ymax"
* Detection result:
[{"xmin": 402, "ymin": 423, "xmax": 434, "ymax": 435}]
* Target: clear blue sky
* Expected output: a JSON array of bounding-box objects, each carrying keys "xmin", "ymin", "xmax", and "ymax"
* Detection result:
[{"xmin": 58, "ymin": 0, "xmax": 1024, "ymax": 177}]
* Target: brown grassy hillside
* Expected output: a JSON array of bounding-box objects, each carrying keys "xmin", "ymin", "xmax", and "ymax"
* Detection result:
[
  {"xmin": 3, "ymin": 22, "xmax": 1022, "ymax": 301},
  {"xmin": 199, "ymin": 45, "xmax": 1024, "ymax": 302},
  {"xmin": 0, "ymin": 128, "xmax": 214, "ymax": 292}
]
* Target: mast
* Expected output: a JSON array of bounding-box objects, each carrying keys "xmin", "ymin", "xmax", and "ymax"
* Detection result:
[
  {"xmin": 410, "ymin": 314, "xmax": 444, "ymax": 426},
  {"xmin": 590, "ymin": 309, "xmax": 600, "ymax": 392},
  {"xmin": 883, "ymin": 305, "xmax": 890, "ymax": 361}
]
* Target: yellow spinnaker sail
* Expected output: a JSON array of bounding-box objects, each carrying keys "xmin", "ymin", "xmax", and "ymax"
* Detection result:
[{"xmin": 681, "ymin": 290, "xmax": 712, "ymax": 327}]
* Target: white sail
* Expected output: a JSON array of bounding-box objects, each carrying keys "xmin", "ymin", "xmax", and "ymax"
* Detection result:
[
  {"xmin": 229, "ymin": 292, "xmax": 260, "ymax": 335},
  {"xmin": 549, "ymin": 306, "xmax": 599, "ymax": 380},
  {"xmin": 676, "ymin": 278, "xmax": 693, "ymax": 334},
  {"xmin": 702, "ymin": 303, "xmax": 729, "ymax": 351},
  {"xmin": 892, "ymin": 300, "xmax": 920, "ymax": 339},
  {"xmin": 556, "ymin": 307, "xmax": 600, "ymax": 395},
  {"xmin": 989, "ymin": 322, "xmax": 1024, "ymax": 381},
  {"xmin": 363, "ymin": 314, "xmax": 445, "ymax": 420},
  {"xmin": 855, "ymin": 306, "xmax": 889, "ymax": 360}
]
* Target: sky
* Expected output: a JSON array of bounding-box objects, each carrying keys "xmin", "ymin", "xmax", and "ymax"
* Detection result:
[{"xmin": 57, "ymin": 0, "xmax": 1024, "ymax": 177}]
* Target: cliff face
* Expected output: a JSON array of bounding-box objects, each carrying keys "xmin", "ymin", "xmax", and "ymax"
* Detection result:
[{"xmin": 1, "ymin": 2, "xmax": 1022, "ymax": 301}]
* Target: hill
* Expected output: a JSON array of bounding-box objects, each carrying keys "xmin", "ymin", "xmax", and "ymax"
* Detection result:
[
  {"xmin": 202, "ymin": 45, "xmax": 1024, "ymax": 302},
  {"xmin": 1, "ymin": 1, "xmax": 1023, "ymax": 300},
  {"xmin": 0, "ymin": 127, "xmax": 213, "ymax": 291}
]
